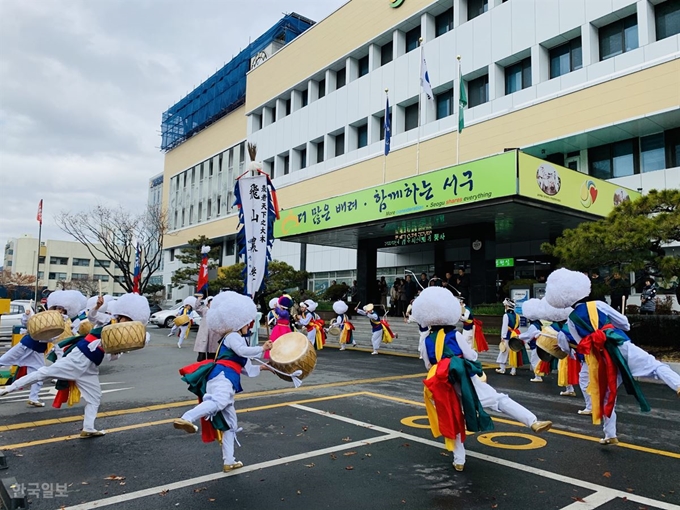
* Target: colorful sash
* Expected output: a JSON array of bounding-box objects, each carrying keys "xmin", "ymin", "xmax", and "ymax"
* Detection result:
[
  {"xmin": 573, "ymin": 302, "xmax": 650, "ymax": 425},
  {"xmin": 472, "ymin": 318, "xmax": 488, "ymax": 352},
  {"xmin": 380, "ymin": 319, "xmax": 395, "ymax": 344},
  {"xmin": 339, "ymin": 317, "xmax": 355, "ymax": 345}
]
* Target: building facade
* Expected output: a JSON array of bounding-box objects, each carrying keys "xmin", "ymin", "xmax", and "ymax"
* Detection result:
[
  {"xmin": 161, "ymin": 0, "xmax": 680, "ymax": 304},
  {"xmin": 4, "ymin": 236, "xmax": 128, "ymax": 295},
  {"xmin": 147, "ymin": 173, "xmax": 165, "ymax": 287}
]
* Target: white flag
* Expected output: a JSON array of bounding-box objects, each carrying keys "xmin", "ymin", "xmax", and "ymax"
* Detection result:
[{"xmin": 420, "ymin": 45, "xmax": 434, "ymax": 101}]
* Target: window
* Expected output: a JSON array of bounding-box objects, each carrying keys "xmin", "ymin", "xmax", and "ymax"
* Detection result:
[
  {"xmin": 505, "ymin": 57, "xmax": 531, "ymax": 95},
  {"xmin": 207, "ymin": 198, "xmax": 212, "ymax": 219},
  {"xmin": 335, "ymin": 133, "xmax": 345, "ymax": 157},
  {"xmin": 285, "ymin": 98, "xmax": 291, "ymax": 116},
  {"xmin": 435, "ymin": 8, "xmax": 453, "ymax": 37},
  {"xmin": 655, "ymin": 0, "xmax": 680, "ymax": 41},
  {"xmin": 468, "ymin": 0, "xmax": 488, "ymax": 21},
  {"xmin": 299, "ymin": 148, "xmax": 307, "ymax": 169},
  {"xmin": 49, "ymin": 272, "xmax": 67, "ymax": 280},
  {"xmin": 336, "ymin": 67, "xmax": 346, "ymax": 89},
  {"xmin": 316, "ymin": 140, "xmax": 325, "ymax": 163},
  {"xmin": 436, "ymin": 89, "xmax": 453, "ymax": 120},
  {"xmin": 599, "ymin": 14, "xmax": 638, "ymax": 61},
  {"xmin": 169, "ymin": 249, "xmax": 175, "ymax": 262},
  {"xmin": 217, "ymin": 196, "xmax": 222, "ymax": 215},
  {"xmin": 226, "ymin": 238, "xmax": 235, "ymax": 256},
  {"xmin": 318, "ymin": 79, "xmax": 326, "ymax": 99},
  {"xmin": 95, "ymin": 259, "xmax": 110, "ymax": 268},
  {"xmin": 95, "ymin": 274, "xmax": 110, "ymax": 282},
  {"xmin": 271, "ymin": 103, "xmax": 277, "ymax": 122},
  {"xmin": 197, "ymin": 202, "xmax": 203, "ymax": 222},
  {"xmin": 405, "ymin": 103, "xmax": 419, "ymax": 131},
  {"xmin": 301, "ymin": 89, "xmax": 308, "ymax": 107},
  {"xmin": 549, "ymin": 37, "xmax": 582, "ymax": 78},
  {"xmin": 357, "ymin": 124, "xmax": 368, "ymax": 148},
  {"xmin": 282, "ymin": 155, "xmax": 290, "ymax": 176},
  {"xmin": 405, "ymin": 26, "xmax": 420, "ymax": 53},
  {"xmin": 72, "ymin": 258, "xmax": 90, "ymax": 267},
  {"xmin": 50, "ymin": 257, "xmax": 68, "ymax": 265},
  {"xmin": 72, "ymin": 273, "xmax": 89, "ymax": 281},
  {"xmin": 37, "ymin": 271, "xmax": 44, "ymax": 279},
  {"xmin": 358, "ymin": 56, "xmax": 369, "ymax": 77},
  {"xmin": 468, "ymin": 75, "xmax": 489, "ymax": 107},
  {"xmin": 589, "ymin": 140, "xmax": 636, "ymax": 179},
  {"xmin": 209, "ymin": 159, "xmax": 214, "ymax": 176},
  {"xmin": 381, "ymin": 41, "xmax": 393, "ymax": 65},
  {"xmin": 640, "ymin": 134, "xmax": 665, "ymax": 173},
  {"xmin": 6, "ymin": 260, "xmax": 11, "ymax": 266},
  {"xmin": 667, "ymin": 127, "xmax": 680, "ymax": 168}
]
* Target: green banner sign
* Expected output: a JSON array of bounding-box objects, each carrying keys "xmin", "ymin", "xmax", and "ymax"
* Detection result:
[
  {"xmin": 495, "ymin": 258, "xmax": 514, "ymax": 268},
  {"xmin": 275, "ymin": 152, "xmax": 516, "ymax": 238}
]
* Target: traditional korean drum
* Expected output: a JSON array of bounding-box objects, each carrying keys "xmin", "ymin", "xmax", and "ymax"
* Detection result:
[
  {"xmin": 27, "ymin": 311, "xmax": 66, "ymax": 341},
  {"xmin": 78, "ymin": 319, "xmax": 94, "ymax": 336},
  {"xmin": 173, "ymin": 315, "xmax": 191, "ymax": 327},
  {"xmin": 327, "ymin": 324, "xmax": 341, "ymax": 337},
  {"xmin": 101, "ymin": 321, "xmax": 146, "ymax": 355},
  {"xmin": 536, "ymin": 327, "xmax": 567, "ymax": 360},
  {"xmin": 269, "ymin": 332, "xmax": 317, "ymax": 382}
]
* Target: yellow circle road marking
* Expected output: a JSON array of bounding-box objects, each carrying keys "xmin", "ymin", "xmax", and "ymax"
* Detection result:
[
  {"xmin": 400, "ymin": 415, "xmax": 431, "ymax": 429},
  {"xmin": 477, "ymin": 432, "xmax": 547, "ymax": 450}
]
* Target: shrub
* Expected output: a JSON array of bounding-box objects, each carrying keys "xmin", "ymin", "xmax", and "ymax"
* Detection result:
[
  {"xmin": 627, "ymin": 314, "xmax": 680, "ymax": 348},
  {"xmin": 474, "ymin": 303, "xmax": 505, "ymax": 315}
]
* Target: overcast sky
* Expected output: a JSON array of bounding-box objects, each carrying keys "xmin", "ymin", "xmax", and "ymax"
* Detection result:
[{"xmin": 0, "ymin": 0, "xmax": 347, "ymax": 254}]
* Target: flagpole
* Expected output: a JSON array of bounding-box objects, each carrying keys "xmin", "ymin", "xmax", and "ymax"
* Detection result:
[
  {"xmin": 34, "ymin": 202, "xmax": 42, "ymax": 308},
  {"xmin": 416, "ymin": 38, "xmax": 424, "ymax": 175},
  {"xmin": 456, "ymin": 55, "xmax": 461, "ymax": 165},
  {"xmin": 383, "ymin": 88, "xmax": 389, "ymax": 184}
]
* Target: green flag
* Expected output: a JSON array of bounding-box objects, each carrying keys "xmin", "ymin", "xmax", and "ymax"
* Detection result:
[{"xmin": 458, "ymin": 66, "xmax": 467, "ymax": 133}]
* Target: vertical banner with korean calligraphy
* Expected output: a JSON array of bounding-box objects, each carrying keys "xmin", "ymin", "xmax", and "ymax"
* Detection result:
[{"xmin": 235, "ymin": 174, "xmax": 277, "ymax": 297}]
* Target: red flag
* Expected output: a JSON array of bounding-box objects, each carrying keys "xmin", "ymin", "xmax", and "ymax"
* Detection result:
[
  {"xmin": 196, "ymin": 246, "xmax": 210, "ymax": 294},
  {"xmin": 37, "ymin": 199, "xmax": 43, "ymax": 225}
]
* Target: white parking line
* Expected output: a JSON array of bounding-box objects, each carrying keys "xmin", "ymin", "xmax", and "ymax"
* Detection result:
[
  {"xmin": 557, "ymin": 491, "xmax": 619, "ymax": 510},
  {"xmin": 60, "ymin": 434, "xmax": 397, "ymax": 510},
  {"xmin": 291, "ymin": 404, "xmax": 680, "ymax": 510}
]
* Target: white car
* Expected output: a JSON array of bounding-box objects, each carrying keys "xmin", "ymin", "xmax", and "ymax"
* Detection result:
[
  {"xmin": 149, "ymin": 305, "xmax": 201, "ymax": 329},
  {"xmin": 0, "ymin": 300, "xmax": 35, "ymax": 338}
]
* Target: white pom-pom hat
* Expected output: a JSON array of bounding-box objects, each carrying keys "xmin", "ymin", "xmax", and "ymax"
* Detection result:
[
  {"xmin": 539, "ymin": 299, "xmax": 573, "ymax": 322},
  {"xmin": 545, "ymin": 268, "xmax": 590, "ymax": 308},
  {"xmin": 302, "ymin": 300, "xmax": 318, "ymax": 313},
  {"xmin": 269, "ymin": 297, "xmax": 279, "ymax": 310},
  {"xmin": 112, "ymin": 293, "xmax": 151, "ymax": 325},
  {"xmin": 207, "ymin": 291, "xmax": 257, "ymax": 335},
  {"xmin": 200, "ymin": 245, "xmax": 211, "ymax": 255},
  {"xmin": 333, "ymin": 301, "xmax": 348, "ymax": 314},
  {"xmin": 183, "ymin": 296, "xmax": 197, "ymax": 308},
  {"xmin": 411, "ymin": 287, "xmax": 462, "ymax": 327},
  {"xmin": 521, "ymin": 298, "xmax": 543, "ymax": 321},
  {"xmin": 47, "ymin": 290, "xmax": 87, "ymax": 318}
]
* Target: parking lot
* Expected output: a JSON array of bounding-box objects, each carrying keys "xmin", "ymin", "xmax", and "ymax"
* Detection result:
[{"xmin": 1, "ymin": 330, "xmax": 679, "ymax": 509}]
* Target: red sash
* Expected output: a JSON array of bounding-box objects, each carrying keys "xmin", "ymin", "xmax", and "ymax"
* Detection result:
[{"xmin": 576, "ymin": 324, "xmax": 617, "ymax": 418}]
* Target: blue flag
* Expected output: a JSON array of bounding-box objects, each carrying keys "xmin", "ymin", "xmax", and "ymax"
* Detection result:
[{"xmin": 384, "ymin": 96, "xmax": 391, "ymax": 156}]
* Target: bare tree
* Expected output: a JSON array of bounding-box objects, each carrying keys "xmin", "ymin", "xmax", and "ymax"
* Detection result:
[
  {"xmin": 60, "ymin": 276, "xmax": 101, "ymax": 297},
  {"xmin": 0, "ymin": 270, "xmax": 37, "ymax": 299},
  {"xmin": 56, "ymin": 205, "xmax": 169, "ymax": 294}
]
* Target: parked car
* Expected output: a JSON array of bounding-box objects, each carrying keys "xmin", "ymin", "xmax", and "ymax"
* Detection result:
[
  {"xmin": 0, "ymin": 300, "xmax": 35, "ymax": 338},
  {"xmin": 148, "ymin": 304, "xmax": 163, "ymax": 315},
  {"xmin": 149, "ymin": 304, "xmax": 201, "ymax": 329}
]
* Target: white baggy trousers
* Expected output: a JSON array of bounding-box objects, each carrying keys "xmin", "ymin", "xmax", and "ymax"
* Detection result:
[
  {"xmin": 0, "ymin": 344, "xmax": 45, "ymax": 402},
  {"xmin": 5, "ymin": 349, "xmax": 102, "ymax": 432},
  {"xmin": 181, "ymin": 372, "xmax": 239, "ymax": 465}
]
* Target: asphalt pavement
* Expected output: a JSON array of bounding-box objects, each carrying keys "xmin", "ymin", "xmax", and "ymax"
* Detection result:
[{"xmin": 1, "ymin": 327, "xmax": 679, "ymax": 510}]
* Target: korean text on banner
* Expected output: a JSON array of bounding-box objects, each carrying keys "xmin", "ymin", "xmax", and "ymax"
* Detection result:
[{"xmin": 238, "ymin": 175, "xmax": 269, "ymax": 297}]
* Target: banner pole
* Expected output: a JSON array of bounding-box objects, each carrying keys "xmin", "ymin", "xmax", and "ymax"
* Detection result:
[{"xmin": 34, "ymin": 222, "xmax": 42, "ymax": 308}]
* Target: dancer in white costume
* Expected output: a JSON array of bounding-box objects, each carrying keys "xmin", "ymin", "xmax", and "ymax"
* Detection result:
[
  {"xmin": 546, "ymin": 268, "xmax": 680, "ymax": 445},
  {"xmin": 518, "ymin": 299, "xmax": 544, "ymax": 382},
  {"xmin": 413, "ymin": 287, "xmax": 552, "ymax": 472},
  {"xmin": 174, "ymin": 291, "xmax": 273, "ymax": 472},
  {"xmin": 1, "ymin": 293, "xmax": 150, "ymax": 436},
  {"xmin": 169, "ymin": 296, "xmax": 197, "ymax": 348},
  {"xmin": 356, "ymin": 304, "xmax": 383, "ymax": 355}
]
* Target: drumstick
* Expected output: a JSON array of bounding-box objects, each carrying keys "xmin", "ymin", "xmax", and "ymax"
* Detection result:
[{"xmin": 251, "ymin": 359, "xmax": 303, "ymax": 387}]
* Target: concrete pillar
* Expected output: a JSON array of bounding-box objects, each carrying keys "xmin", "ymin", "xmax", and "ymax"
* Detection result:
[
  {"xmin": 582, "ymin": 22, "xmax": 599, "ymax": 67},
  {"xmin": 638, "ymin": 0, "xmax": 655, "ymax": 46},
  {"xmin": 356, "ymin": 239, "xmax": 378, "ymax": 305},
  {"xmin": 276, "ymin": 98, "xmax": 287, "ymax": 121},
  {"xmin": 468, "ymin": 223, "xmax": 496, "ymax": 306},
  {"xmin": 369, "ymin": 43, "xmax": 381, "ymax": 71},
  {"xmin": 422, "ymin": 12, "xmax": 436, "ymax": 43}
]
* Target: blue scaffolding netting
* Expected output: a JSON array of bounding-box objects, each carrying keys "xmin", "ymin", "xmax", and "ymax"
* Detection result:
[{"xmin": 160, "ymin": 13, "xmax": 315, "ymax": 152}]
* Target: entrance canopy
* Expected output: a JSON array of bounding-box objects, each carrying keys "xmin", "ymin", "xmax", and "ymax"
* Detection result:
[{"xmin": 274, "ymin": 150, "xmax": 640, "ymax": 249}]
